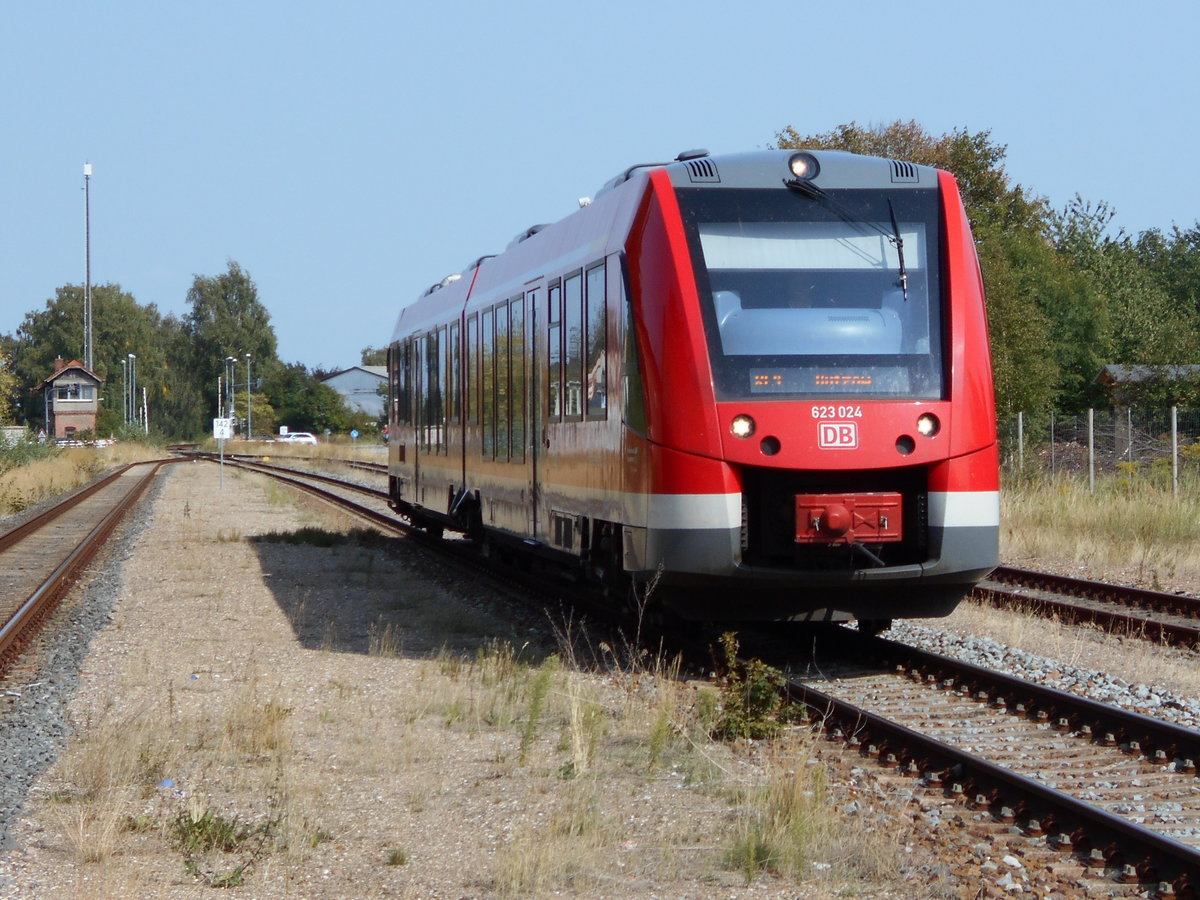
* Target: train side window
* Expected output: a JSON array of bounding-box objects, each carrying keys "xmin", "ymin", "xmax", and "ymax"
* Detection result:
[
  {"xmin": 585, "ymin": 263, "xmax": 607, "ymax": 420},
  {"xmin": 415, "ymin": 335, "xmax": 427, "ymax": 450},
  {"xmin": 390, "ymin": 342, "xmax": 406, "ymax": 426},
  {"xmin": 547, "ymin": 282, "xmax": 562, "ymax": 421},
  {"xmin": 466, "ymin": 314, "xmax": 479, "ymax": 425},
  {"xmin": 403, "ymin": 339, "xmax": 416, "ymax": 429},
  {"xmin": 425, "ymin": 329, "xmax": 443, "ymax": 453},
  {"xmin": 564, "ymin": 271, "xmax": 583, "ymax": 421},
  {"xmin": 436, "ymin": 325, "xmax": 448, "ymax": 453},
  {"xmin": 495, "ymin": 300, "xmax": 511, "ymax": 461},
  {"xmin": 482, "ymin": 308, "xmax": 495, "ymax": 458},
  {"xmin": 510, "ymin": 296, "xmax": 526, "ymax": 463},
  {"xmin": 449, "ymin": 321, "xmax": 460, "ymax": 426},
  {"xmin": 619, "ymin": 260, "xmax": 647, "ymax": 435}
]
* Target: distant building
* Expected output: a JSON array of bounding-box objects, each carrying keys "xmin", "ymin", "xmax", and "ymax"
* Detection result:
[
  {"xmin": 321, "ymin": 365, "xmax": 386, "ymax": 418},
  {"xmin": 39, "ymin": 357, "xmax": 104, "ymax": 440},
  {"xmin": 1096, "ymin": 364, "xmax": 1200, "ymax": 406}
]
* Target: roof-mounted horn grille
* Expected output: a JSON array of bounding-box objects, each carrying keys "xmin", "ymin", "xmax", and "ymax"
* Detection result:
[
  {"xmin": 684, "ymin": 158, "xmax": 720, "ymax": 184},
  {"xmin": 890, "ymin": 160, "xmax": 919, "ymax": 184}
]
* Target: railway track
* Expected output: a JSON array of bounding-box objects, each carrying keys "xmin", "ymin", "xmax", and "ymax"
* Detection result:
[
  {"xmin": 0, "ymin": 459, "xmax": 176, "ymax": 675},
  {"xmin": 784, "ymin": 630, "xmax": 1200, "ymax": 895},
  {"xmin": 975, "ymin": 566, "xmax": 1200, "ymax": 648}
]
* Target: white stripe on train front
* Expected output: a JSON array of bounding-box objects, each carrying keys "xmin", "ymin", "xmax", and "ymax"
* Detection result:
[
  {"xmin": 928, "ymin": 491, "xmax": 1000, "ymax": 528},
  {"xmin": 641, "ymin": 491, "xmax": 1000, "ymax": 532},
  {"xmin": 646, "ymin": 494, "xmax": 741, "ymax": 531}
]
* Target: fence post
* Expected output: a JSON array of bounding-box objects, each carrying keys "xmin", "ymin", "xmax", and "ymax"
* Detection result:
[
  {"xmin": 1088, "ymin": 408, "xmax": 1095, "ymax": 492},
  {"xmin": 1172, "ymin": 405, "xmax": 1179, "ymax": 497},
  {"xmin": 1017, "ymin": 411, "xmax": 1024, "ymax": 470},
  {"xmin": 1050, "ymin": 411, "xmax": 1056, "ymax": 475}
]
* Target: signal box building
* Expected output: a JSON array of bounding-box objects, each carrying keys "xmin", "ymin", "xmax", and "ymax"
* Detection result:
[{"xmin": 40, "ymin": 357, "xmax": 104, "ymax": 440}]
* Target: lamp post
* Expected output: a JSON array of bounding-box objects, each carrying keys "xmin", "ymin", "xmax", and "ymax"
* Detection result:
[
  {"xmin": 225, "ymin": 356, "xmax": 237, "ymax": 426},
  {"xmin": 83, "ymin": 163, "xmax": 93, "ymax": 371},
  {"xmin": 128, "ymin": 354, "xmax": 136, "ymax": 429},
  {"xmin": 245, "ymin": 354, "xmax": 252, "ymax": 439},
  {"xmin": 120, "ymin": 358, "xmax": 128, "ymax": 426}
]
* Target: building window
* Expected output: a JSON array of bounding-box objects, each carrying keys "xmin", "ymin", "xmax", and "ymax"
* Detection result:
[{"xmin": 56, "ymin": 383, "xmax": 94, "ymax": 401}]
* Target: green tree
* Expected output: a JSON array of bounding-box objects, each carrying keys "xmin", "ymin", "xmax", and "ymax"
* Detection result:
[
  {"xmin": 1135, "ymin": 223, "xmax": 1200, "ymax": 315},
  {"xmin": 184, "ymin": 261, "xmax": 279, "ymax": 435},
  {"xmin": 360, "ymin": 346, "xmax": 387, "ymax": 366},
  {"xmin": 3, "ymin": 283, "xmax": 174, "ymax": 435},
  {"xmin": 0, "ymin": 352, "xmax": 17, "ymax": 423},
  {"xmin": 1054, "ymin": 199, "xmax": 1200, "ymax": 366}
]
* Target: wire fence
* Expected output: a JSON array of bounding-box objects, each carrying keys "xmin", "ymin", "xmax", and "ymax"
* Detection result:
[{"xmin": 1001, "ymin": 408, "xmax": 1200, "ymax": 492}]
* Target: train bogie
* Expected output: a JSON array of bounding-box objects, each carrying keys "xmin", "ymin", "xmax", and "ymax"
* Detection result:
[{"xmin": 388, "ymin": 149, "xmax": 999, "ymax": 624}]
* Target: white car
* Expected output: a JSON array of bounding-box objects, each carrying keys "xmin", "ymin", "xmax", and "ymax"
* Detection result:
[{"xmin": 277, "ymin": 432, "xmax": 317, "ymax": 445}]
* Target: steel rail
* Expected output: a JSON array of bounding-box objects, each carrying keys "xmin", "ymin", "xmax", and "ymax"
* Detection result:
[
  {"xmin": 868, "ymin": 634, "xmax": 1200, "ymax": 772},
  {"xmin": 974, "ymin": 584, "xmax": 1200, "ymax": 648},
  {"xmin": 791, "ymin": 675, "xmax": 1200, "ymax": 887},
  {"xmin": 0, "ymin": 465, "xmax": 131, "ymax": 553},
  {"xmin": 0, "ymin": 460, "xmax": 170, "ymax": 671},
  {"xmin": 990, "ymin": 565, "xmax": 1200, "ymax": 617},
  {"xmin": 977, "ymin": 567, "xmax": 1200, "ymax": 648}
]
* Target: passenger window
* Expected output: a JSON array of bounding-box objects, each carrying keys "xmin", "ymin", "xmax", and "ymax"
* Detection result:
[
  {"xmin": 585, "ymin": 263, "xmax": 607, "ymax": 419},
  {"xmin": 482, "ymin": 308, "xmax": 494, "ymax": 458},
  {"xmin": 495, "ymin": 301, "xmax": 510, "ymax": 461},
  {"xmin": 564, "ymin": 272, "xmax": 583, "ymax": 420},
  {"xmin": 547, "ymin": 282, "xmax": 562, "ymax": 421},
  {"xmin": 466, "ymin": 314, "xmax": 478, "ymax": 425},
  {"xmin": 510, "ymin": 297, "xmax": 525, "ymax": 463},
  {"xmin": 449, "ymin": 321, "xmax": 460, "ymax": 425}
]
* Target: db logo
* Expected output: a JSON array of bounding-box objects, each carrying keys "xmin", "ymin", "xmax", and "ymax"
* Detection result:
[{"xmin": 818, "ymin": 422, "xmax": 858, "ymax": 449}]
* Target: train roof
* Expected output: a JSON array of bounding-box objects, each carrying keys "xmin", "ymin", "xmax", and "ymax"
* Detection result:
[{"xmin": 391, "ymin": 148, "xmax": 943, "ymax": 343}]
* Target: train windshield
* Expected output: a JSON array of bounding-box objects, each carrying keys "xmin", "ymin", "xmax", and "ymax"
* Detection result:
[{"xmin": 677, "ymin": 187, "xmax": 944, "ymax": 400}]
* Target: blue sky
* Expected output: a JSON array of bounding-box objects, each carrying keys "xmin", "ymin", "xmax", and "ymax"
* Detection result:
[{"xmin": 2, "ymin": 0, "xmax": 1197, "ymax": 371}]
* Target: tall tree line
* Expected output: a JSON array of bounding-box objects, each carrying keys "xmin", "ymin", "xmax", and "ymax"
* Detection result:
[{"xmin": 0, "ymin": 261, "xmax": 367, "ymax": 439}]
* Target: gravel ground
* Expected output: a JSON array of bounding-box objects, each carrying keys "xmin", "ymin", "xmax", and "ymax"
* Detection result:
[
  {"xmin": 0, "ymin": 462, "xmax": 946, "ymax": 899},
  {"xmin": 1, "ymin": 460, "xmax": 1198, "ymax": 898}
]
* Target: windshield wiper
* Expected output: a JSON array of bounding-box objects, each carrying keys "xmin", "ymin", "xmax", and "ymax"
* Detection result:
[
  {"xmin": 887, "ymin": 199, "xmax": 909, "ymax": 303},
  {"xmin": 784, "ymin": 178, "xmax": 910, "ymax": 302}
]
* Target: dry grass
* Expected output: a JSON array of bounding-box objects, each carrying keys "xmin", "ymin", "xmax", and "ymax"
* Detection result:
[
  {"xmin": 26, "ymin": 617, "xmax": 919, "ymax": 897},
  {"xmin": 218, "ymin": 437, "xmax": 386, "ymax": 463},
  {"xmin": 0, "ymin": 442, "xmax": 163, "ymax": 515},
  {"xmin": 1001, "ymin": 472, "xmax": 1200, "ymax": 589},
  {"xmin": 990, "ymin": 469, "xmax": 1200, "ymax": 697},
  {"xmin": 35, "ymin": 669, "xmax": 299, "ymax": 884},
  {"xmin": 403, "ymin": 638, "xmax": 913, "ymax": 896}
]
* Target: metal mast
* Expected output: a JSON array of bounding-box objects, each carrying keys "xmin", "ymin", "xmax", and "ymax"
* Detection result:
[{"xmin": 83, "ymin": 162, "xmax": 93, "ymax": 370}]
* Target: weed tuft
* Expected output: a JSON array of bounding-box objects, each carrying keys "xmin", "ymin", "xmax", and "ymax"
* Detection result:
[
  {"xmin": 712, "ymin": 633, "xmax": 793, "ymax": 741},
  {"xmin": 519, "ymin": 655, "xmax": 559, "ymax": 764}
]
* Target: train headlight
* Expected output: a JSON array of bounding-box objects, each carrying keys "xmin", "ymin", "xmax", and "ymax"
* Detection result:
[
  {"xmin": 731, "ymin": 415, "xmax": 756, "ymax": 439},
  {"xmin": 917, "ymin": 413, "xmax": 940, "ymax": 437},
  {"xmin": 788, "ymin": 152, "xmax": 820, "ymax": 180}
]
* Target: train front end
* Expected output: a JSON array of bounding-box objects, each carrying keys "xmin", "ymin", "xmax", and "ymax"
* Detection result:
[{"xmin": 625, "ymin": 150, "xmax": 999, "ymax": 623}]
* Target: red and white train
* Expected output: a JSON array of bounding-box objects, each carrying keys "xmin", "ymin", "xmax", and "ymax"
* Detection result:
[{"xmin": 387, "ymin": 149, "xmax": 999, "ymax": 628}]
